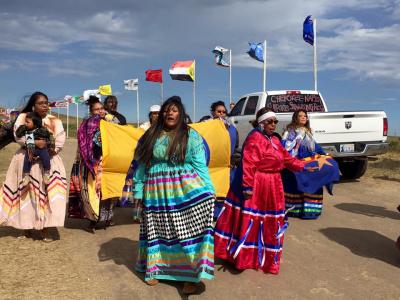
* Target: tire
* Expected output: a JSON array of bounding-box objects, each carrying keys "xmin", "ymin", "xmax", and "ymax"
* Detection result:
[{"xmin": 338, "ymin": 159, "xmax": 368, "ymax": 179}]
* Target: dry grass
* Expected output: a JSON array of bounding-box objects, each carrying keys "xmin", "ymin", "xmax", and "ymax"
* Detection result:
[
  {"xmin": 366, "ymin": 136, "xmax": 400, "ymax": 182},
  {"xmin": 0, "ymin": 143, "xmax": 19, "ymax": 183}
]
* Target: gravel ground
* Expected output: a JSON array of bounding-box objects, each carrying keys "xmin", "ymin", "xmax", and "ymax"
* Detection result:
[{"xmin": 0, "ymin": 140, "xmax": 399, "ymax": 299}]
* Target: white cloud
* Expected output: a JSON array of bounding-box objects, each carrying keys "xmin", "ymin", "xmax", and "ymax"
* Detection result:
[{"xmin": 0, "ymin": 0, "xmax": 398, "ymax": 83}]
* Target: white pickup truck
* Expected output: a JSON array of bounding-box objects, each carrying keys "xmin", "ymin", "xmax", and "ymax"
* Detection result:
[{"xmin": 228, "ymin": 90, "xmax": 389, "ymax": 179}]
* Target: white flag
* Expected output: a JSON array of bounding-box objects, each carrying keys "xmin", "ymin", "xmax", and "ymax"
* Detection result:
[
  {"xmin": 124, "ymin": 78, "xmax": 139, "ymax": 91},
  {"xmin": 83, "ymin": 89, "xmax": 100, "ymax": 101}
]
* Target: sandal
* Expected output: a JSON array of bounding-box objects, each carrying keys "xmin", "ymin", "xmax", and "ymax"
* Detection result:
[{"xmin": 146, "ymin": 279, "xmax": 159, "ymax": 286}]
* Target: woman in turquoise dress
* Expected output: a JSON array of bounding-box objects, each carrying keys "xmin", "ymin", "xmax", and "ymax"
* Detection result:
[{"xmin": 132, "ymin": 96, "xmax": 215, "ymax": 294}]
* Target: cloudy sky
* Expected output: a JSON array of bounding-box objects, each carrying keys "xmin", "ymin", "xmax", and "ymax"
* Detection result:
[{"xmin": 0, "ymin": 0, "xmax": 399, "ymax": 133}]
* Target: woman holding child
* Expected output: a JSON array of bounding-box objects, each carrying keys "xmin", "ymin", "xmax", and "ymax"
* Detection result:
[{"xmin": 0, "ymin": 91, "xmax": 67, "ymax": 242}]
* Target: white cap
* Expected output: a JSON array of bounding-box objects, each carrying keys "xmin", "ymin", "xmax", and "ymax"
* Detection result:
[{"xmin": 150, "ymin": 105, "xmax": 161, "ymax": 112}]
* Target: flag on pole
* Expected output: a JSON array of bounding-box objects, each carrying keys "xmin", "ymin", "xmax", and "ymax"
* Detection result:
[
  {"xmin": 98, "ymin": 84, "xmax": 112, "ymax": 95},
  {"xmin": 64, "ymin": 95, "xmax": 73, "ymax": 102},
  {"xmin": 303, "ymin": 15, "xmax": 314, "ymax": 45},
  {"xmin": 68, "ymin": 96, "xmax": 85, "ymax": 104},
  {"xmin": 169, "ymin": 61, "xmax": 195, "ymax": 81},
  {"xmin": 49, "ymin": 101, "xmax": 69, "ymax": 108},
  {"xmin": 212, "ymin": 46, "xmax": 230, "ymax": 67},
  {"xmin": 247, "ymin": 42, "xmax": 264, "ymax": 62},
  {"xmin": 83, "ymin": 89, "xmax": 100, "ymax": 101},
  {"xmin": 124, "ymin": 79, "xmax": 138, "ymax": 91},
  {"xmin": 145, "ymin": 69, "xmax": 163, "ymax": 83}
]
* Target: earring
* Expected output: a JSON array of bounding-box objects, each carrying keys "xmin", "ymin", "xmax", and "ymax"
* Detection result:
[{"xmin": 32, "ymin": 107, "xmax": 35, "ymax": 112}]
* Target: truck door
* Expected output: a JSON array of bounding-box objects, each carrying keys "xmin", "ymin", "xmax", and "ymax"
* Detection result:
[{"xmin": 231, "ymin": 96, "xmax": 259, "ymax": 147}]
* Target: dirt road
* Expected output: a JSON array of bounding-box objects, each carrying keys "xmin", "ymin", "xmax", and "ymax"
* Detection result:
[{"xmin": 0, "ymin": 140, "xmax": 399, "ymax": 299}]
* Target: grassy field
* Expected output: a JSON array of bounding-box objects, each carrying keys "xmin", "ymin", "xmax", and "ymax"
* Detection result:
[
  {"xmin": 54, "ymin": 113, "xmax": 138, "ymax": 138},
  {"xmin": 366, "ymin": 136, "xmax": 400, "ymax": 182}
]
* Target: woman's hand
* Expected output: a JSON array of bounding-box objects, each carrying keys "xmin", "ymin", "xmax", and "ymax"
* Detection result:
[
  {"xmin": 35, "ymin": 139, "xmax": 47, "ymax": 149},
  {"xmin": 305, "ymin": 166, "xmax": 319, "ymax": 172}
]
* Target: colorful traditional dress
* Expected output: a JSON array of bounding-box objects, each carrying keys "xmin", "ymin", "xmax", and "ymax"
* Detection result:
[
  {"xmin": 214, "ymin": 128, "xmax": 305, "ymax": 274},
  {"xmin": 68, "ymin": 116, "xmax": 116, "ymax": 222},
  {"xmin": 0, "ymin": 113, "xmax": 67, "ymax": 229},
  {"xmin": 281, "ymin": 127, "xmax": 326, "ymax": 219},
  {"xmin": 134, "ymin": 129, "xmax": 215, "ymax": 283}
]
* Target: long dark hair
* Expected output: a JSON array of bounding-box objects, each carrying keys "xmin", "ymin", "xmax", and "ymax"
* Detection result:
[
  {"xmin": 135, "ymin": 96, "xmax": 189, "ymax": 167},
  {"xmin": 286, "ymin": 109, "xmax": 311, "ymax": 132},
  {"xmin": 21, "ymin": 91, "xmax": 48, "ymax": 113}
]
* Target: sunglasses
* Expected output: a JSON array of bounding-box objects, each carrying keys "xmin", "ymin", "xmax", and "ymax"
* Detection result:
[
  {"xmin": 266, "ymin": 119, "xmax": 279, "ymax": 125},
  {"xmin": 216, "ymin": 110, "xmax": 227, "ymax": 114}
]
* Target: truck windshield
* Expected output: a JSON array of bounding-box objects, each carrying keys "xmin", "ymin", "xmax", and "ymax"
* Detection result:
[{"xmin": 266, "ymin": 94, "xmax": 325, "ymax": 113}]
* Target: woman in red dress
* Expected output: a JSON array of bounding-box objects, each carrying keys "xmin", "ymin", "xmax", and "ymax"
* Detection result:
[{"xmin": 215, "ymin": 108, "xmax": 313, "ymax": 274}]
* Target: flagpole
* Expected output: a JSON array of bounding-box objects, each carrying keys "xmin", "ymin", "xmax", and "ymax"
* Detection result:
[
  {"xmin": 313, "ymin": 18, "xmax": 318, "ymax": 91},
  {"xmin": 66, "ymin": 104, "xmax": 69, "ymax": 139},
  {"xmin": 161, "ymin": 82, "xmax": 164, "ymax": 104},
  {"xmin": 76, "ymin": 103, "xmax": 79, "ymax": 135},
  {"xmin": 136, "ymin": 86, "xmax": 140, "ymax": 127},
  {"xmin": 263, "ymin": 40, "xmax": 267, "ymax": 93},
  {"xmin": 229, "ymin": 49, "xmax": 232, "ymax": 105},
  {"xmin": 193, "ymin": 60, "xmax": 196, "ymax": 121}
]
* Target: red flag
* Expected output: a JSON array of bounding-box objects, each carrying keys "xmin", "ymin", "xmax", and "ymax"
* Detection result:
[{"xmin": 145, "ymin": 69, "xmax": 163, "ymax": 83}]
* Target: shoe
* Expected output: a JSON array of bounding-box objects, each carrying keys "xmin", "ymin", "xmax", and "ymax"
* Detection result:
[
  {"xmin": 105, "ymin": 219, "xmax": 116, "ymax": 227},
  {"xmin": 43, "ymin": 172, "xmax": 51, "ymax": 185},
  {"xmin": 42, "ymin": 237, "xmax": 55, "ymax": 243},
  {"xmin": 88, "ymin": 221, "xmax": 97, "ymax": 234},
  {"xmin": 146, "ymin": 279, "xmax": 159, "ymax": 286},
  {"xmin": 41, "ymin": 228, "xmax": 54, "ymax": 243},
  {"xmin": 182, "ymin": 282, "xmax": 198, "ymax": 295},
  {"xmin": 22, "ymin": 174, "xmax": 30, "ymax": 186},
  {"xmin": 17, "ymin": 230, "xmax": 31, "ymax": 239}
]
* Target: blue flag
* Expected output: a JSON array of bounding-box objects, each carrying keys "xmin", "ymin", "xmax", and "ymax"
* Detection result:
[
  {"xmin": 303, "ymin": 15, "xmax": 314, "ymax": 45},
  {"xmin": 247, "ymin": 42, "xmax": 264, "ymax": 62},
  {"xmin": 294, "ymin": 155, "xmax": 340, "ymax": 195}
]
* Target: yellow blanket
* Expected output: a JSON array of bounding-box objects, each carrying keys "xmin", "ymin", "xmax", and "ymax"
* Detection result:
[{"xmin": 100, "ymin": 119, "xmax": 230, "ymax": 199}]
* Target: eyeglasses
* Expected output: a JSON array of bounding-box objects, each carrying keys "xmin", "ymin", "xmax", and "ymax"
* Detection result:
[{"xmin": 266, "ymin": 119, "xmax": 279, "ymax": 125}]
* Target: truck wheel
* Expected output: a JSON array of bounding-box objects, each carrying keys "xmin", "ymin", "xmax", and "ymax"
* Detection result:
[{"xmin": 338, "ymin": 159, "xmax": 368, "ymax": 179}]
